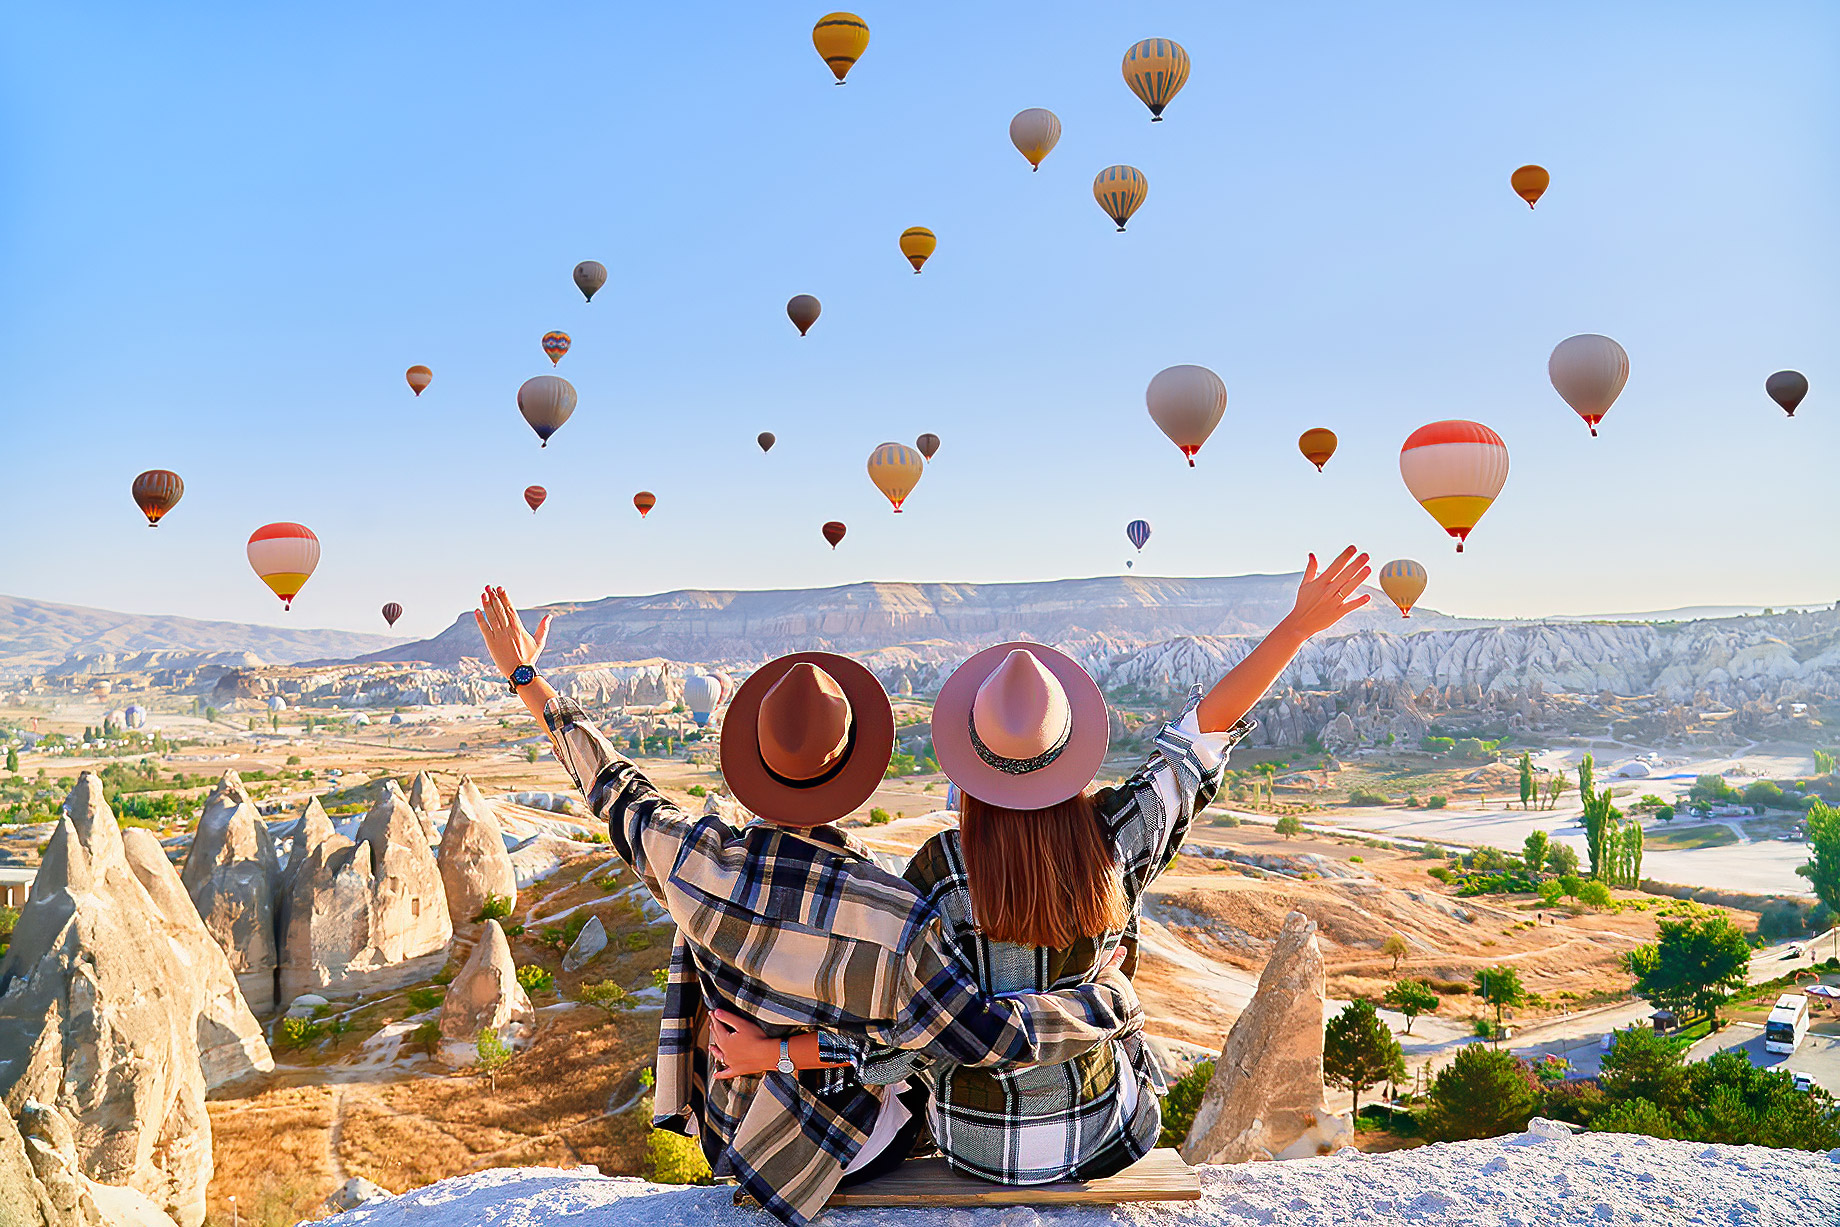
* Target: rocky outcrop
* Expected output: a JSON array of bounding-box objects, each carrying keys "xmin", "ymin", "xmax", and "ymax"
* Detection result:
[
  {"xmin": 177, "ymin": 773, "xmax": 279, "ymax": 1013},
  {"xmin": 355, "ymin": 788, "xmax": 452, "ymax": 964},
  {"xmin": 437, "ymin": 921, "xmax": 533, "ymax": 1061},
  {"xmin": 407, "ymin": 772, "xmax": 443, "ymax": 824},
  {"xmin": 436, "ymin": 779, "xmax": 516, "ymax": 929},
  {"xmin": 2, "ymin": 1099, "xmax": 180, "ymax": 1227},
  {"xmin": 561, "ymin": 916, "xmax": 606, "ymax": 972},
  {"xmin": 1181, "ymin": 910, "xmax": 1351, "ymax": 1165}
]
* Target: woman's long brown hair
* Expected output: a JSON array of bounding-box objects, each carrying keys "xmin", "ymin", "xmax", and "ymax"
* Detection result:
[{"xmin": 958, "ymin": 792, "xmax": 1128, "ymax": 949}]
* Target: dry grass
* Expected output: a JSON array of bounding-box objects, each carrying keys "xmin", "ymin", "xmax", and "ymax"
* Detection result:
[{"xmin": 203, "ymin": 1083, "xmax": 338, "ymax": 1226}]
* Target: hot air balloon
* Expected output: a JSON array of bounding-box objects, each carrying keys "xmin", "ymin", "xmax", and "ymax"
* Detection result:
[
  {"xmin": 1146, "ymin": 364, "xmax": 1226, "ymax": 466},
  {"xmin": 406, "ymin": 365, "xmax": 432, "ymax": 396},
  {"xmin": 867, "ymin": 442, "xmax": 924, "ymax": 512},
  {"xmin": 812, "ymin": 11, "xmax": 870, "ymax": 83},
  {"xmin": 1399, "ymin": 421, "xmax": 1509, "ymax": 553},
  {"xmin": 382, "ymin": 602, "xmax": 403, "ymax": 627},
  {"xmin": 633, "ymin": 491, "xmax": 656, "ymax": 518},
  {"xmin": 684, "ymin": 675, "xmax": 721, "ymax": 728},
  {"xmin": 247, "ymin": 522, "xmax": 321, "ymax": 610},
  {"xmin": 822, "ymin": 520, "xmax": 847, "ymax": 549},
  {"xmin": 131, "ymin": 469, "xmax": 183, "ymax": 527},
  {"xmin": 1093, "ymin": 165, "xmax": 1148, "ymax": 231},
  {"xmin": 1378, "ymin": 559, "xmax": 1427, "ymax": 618},
  {"xmin": 899, "ymin": 227, "xmax": 936, "ymax": 273},
  {"xmin": 757, "ymin": 431, "xmax": 777, "ymax": 453},
  {"xmin": 1510, "ymin": 165, "xmax": 1550, "ymax": 208},
  {"xmin": 1122, "ymin": 39, "xmax": 1190, "ymax": 121},
  {"xmin": 1767, "ymin": 370, "xmax": 1808, "ymax": 417},
  {"xmin": 1548, "ymin": 334, "xmax": 1629, "ymax": 436},
  {"xmin": 91, "ymin": 681, "xmax": 111, "ymax": 700},
  {"xmin": 542, "ymin": 331, "xmax": 571, "ymax": 365},
  {"xmin": 573, "ymin": 261, "xmax": 607, "ymax": 302},
  {"xmin": 787, "ymin": 294, "xmax": 821, "ymax": 336},
  {"xmin": 1298, "ymin": 428, "xmax": 1338, "ymax": 472},
  {"xmin": 915, "ymin": 432, "xmax": 940, "ymax": 460},
  {"xmin": 517, "ymin": 376, "xmax": 577, "ymax": 447},
  {"xmin": 1126, "ymin": 519, "xmax": 1152, "ymax": 551},
  {"xmin": 524, "ymin": 485, "xmax": 547, "ymax": 513},
  {"xmin": 1009, "ymin": 108, "xmax": 1062, "ymax": 170}
]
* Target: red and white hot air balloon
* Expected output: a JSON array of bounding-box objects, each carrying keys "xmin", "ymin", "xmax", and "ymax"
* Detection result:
[
  {"xmin": 524, "ymin": 485, "xmax": 547, "ymax": 513},
  {"xmin": 1399, "ymin": 421, "xmax": 1509, "ymax": 553},
  {"xmin": 247, "ymin": 523, "xmax": 321, "ymax": 610}
]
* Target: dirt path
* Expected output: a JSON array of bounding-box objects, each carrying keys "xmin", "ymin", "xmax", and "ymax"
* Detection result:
[{"xmin": 327, "ymin": 1085, "xmax": 350, "ymax": 1186}]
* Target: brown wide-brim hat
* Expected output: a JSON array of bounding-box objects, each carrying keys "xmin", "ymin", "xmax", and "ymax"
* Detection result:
[
  {"xmin": 932, "ymin": 641, "xmax": 1109, "ymax": 811},
  {"xmin": 720, "ymin": 652, "xmax": 894, "ymax": 829}
]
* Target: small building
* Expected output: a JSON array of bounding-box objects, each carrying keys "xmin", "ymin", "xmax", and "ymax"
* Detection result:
[{"xmin": 0, "ymin": 865, "xmax": 36, "ymax": 909}]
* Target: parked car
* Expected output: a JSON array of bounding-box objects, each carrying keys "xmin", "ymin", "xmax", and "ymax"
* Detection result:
[{"xmin": 1792, "ymin": 1072, "xmax": 1816, "ymax": 1094}]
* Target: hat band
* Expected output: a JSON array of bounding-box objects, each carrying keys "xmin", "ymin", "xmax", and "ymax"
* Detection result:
[
  {"xmin": 967, "ymin": 707, "xmax": 1072, "ymax": 776},
  {"xmin": 760, "ymin": 719, "xmax": 858, "ymax": 791}
]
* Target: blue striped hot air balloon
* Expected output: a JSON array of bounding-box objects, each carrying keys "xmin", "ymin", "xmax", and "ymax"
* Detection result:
[{"xmin": 1126, "ymin": 519, "xmax": 1152, "ymax": 552}]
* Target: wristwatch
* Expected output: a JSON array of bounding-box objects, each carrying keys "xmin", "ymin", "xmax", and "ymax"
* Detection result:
[
  {"xmin": 507, "ymin": 664, "xmax": 537, "ymax": 694},
  {"xmin": 777, "ymin": 1037, "xmax": 795, "ymax": 1076}
]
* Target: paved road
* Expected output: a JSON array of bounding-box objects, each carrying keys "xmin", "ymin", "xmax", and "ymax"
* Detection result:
[{"xmin": 1684, "ymin": 1022, "xmax": 1840, "ymax": 1095}]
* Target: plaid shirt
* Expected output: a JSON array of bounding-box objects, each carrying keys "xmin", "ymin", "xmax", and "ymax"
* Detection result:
[
  {"xmin": 543, "ymin": 697, "xmax": 1144, "ymax": 1226},
  {"xmin": 822, "ymin": 692, "xmax": 1252, "ymax": 1184}
]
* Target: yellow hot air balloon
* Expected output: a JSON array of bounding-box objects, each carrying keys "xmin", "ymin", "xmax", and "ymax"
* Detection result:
[
  {"xmin": 247, "ymin": 522, "xmax": 321, "ymax": 611},
  {"xmin": 1093, "ymin": 165, "xmax": 1148, "ymax": 231},
  {"xmin": 1379, "ymin": 559, "xmax": 1428, "ymax": 618},
  {"xmin": 1298, "ymin": 428, "xmax": 1338, "ymax": 472},
  {"xmin": 1122, "ymin": 38, "xmax": 1191, "ymax": 121},
  {"xmin": 867, "ymin": 442, "xmax": 924, "ymax": 512},
  {"xmin": 406, "ymin": 365, "xmax": 432, "ymax": 396},
  {"xmin": 899, "ymin": 227, "xmax": 936, "ymax": 273},
  {"xmin": 1008, "ymin": 108, "xmax": 1062, "ymax": 171},
  {"xmin": 812, "ymin": 12, "xmax": 870, "ymax": 84},
  {"xmin": 1399, "ymin": 421, "xmax": 1509, "ymax": 553},
  {"xmin": 1510, "ymin": 164, "xmax": 1550, "ymax": 208}
]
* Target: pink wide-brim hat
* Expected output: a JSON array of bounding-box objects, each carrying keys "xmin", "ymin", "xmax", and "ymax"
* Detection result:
[{"xmin": 932, "ymin": 642, "xmax": 1109, "ymax": 811}]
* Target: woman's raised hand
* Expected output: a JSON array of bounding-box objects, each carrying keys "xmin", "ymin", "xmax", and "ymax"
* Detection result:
[
  {"xmin": 1282, "ymin": 546, "xmax": 1371, "ymax": 640},
  {"xmin": 473, "ymin": 586, "xmax": 552, "ymax": 680}
]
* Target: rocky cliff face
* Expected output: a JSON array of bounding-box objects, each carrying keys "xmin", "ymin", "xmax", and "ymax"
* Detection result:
[{"xmin": 436, "ymin": 779, "xmax": 516, "ymax": 930}]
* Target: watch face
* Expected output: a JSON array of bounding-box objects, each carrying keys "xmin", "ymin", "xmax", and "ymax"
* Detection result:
[{"xmin": 511, "ymin": 664, "xmax": 536, "ymax": 686}]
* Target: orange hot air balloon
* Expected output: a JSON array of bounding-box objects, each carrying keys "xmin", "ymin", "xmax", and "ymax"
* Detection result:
[
  {"xmin": 541, "ymin": 331, "xmax": 571, "ymax": 365},
  {"xmin": 1510, "ymin": 164, "xmax": 1550, "ymax": 208},
  {"xmin": 1298, "ymin": 428, "xmax": 1338, "ymax": 472},
  {"xmin": 406, "ymin": 365, "xmax": 432, "ymax": 396},
  {"xmin": 524, "ymin": 485, "xmax": 547, "ymax": 513},
  {"xmin": 381, "ymin": 602, "xmax": 403, "ymax": 627},
  {"xmin": 867, "ymin": 442, "xmax": 924, "ymax": 512},
  {"xmin": 899, "ymin": 227, "xmax": 936, "ymax": 273},
  {"xmin": 822, "ymin": 521, "xmax": 847, "ymax": 549},
  {"xmin": 247, "ymin": 523, "xmax": 321, "ymax": 610},
  {"xmin": 633, "ymin": 491, "xmax": 656, "ymax": 518},
  {"xmin": 787, "ymin": 295, "xmax": 821, "ymax": 336},
  {"xmin": 915, "ymin": 432, "xmax": 940, "ymax": 460},
  {"xmin": 1122, "ymin": 38, "xmax": 1191, "ymax": 121},
  {"xmin": 1399, "ymin": 421, "xmax": 1509, "ymax": 553},
  {"xmin": 131, "ymin": 469, "xmax": 184, "ymax": 527},
  {"xmin": 1378, "ymin": 559, "xmax": 1428, "ymax": 618}
]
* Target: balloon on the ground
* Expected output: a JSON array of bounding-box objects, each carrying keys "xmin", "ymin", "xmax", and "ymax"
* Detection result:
[
  {"xmin": 757, "ymin": 431, "xmax": 777, "ymax": 453},
  {"xmin": 247, "ymin": 522, "xmax": 320, "ymax": 610},
  {"xmin": 517, "ymin": 375, "xmax": 577, "ymax": 447},
  {"xmin": 787, "ymin": 295, "xmax": 821, "ymax": 336},
  {"xmin": 915, "ymin": 432, "xmax": 940, "ymax": 460},
  {"xmin": 1122, "ymin": 38, "xmax": 1190, "ymax": 121},
  {"xmin": 1548, "ymin": 334, "xmax": 1629, "ymax": 437},
  {"xmin": 812, "ymin": 12, "xmax": 869, "ymax": 83},
  {"xmin": 1767, "ymin": 370, "xmax": 1808, "ymax": 417},
  {"xmin": 1399, "ymin": 420, "xmax": 1509, "ymax": 553},
  {"xmin": 1379, "ymin": 559, "xmax": 1428, "ymax": 618},
  {"xmin": 1008, "ymin": 108, "xmax": 1062, "ymax": 170},
  {"xmin": 524, "ymin": 485, "xmax": 547, "ymax": 513},
  {"xmin": 900, "ymin": 227, "xmax": 936, "ymax": 273},
  {"xmin": 542, "ymin": 332, "xmax": 571, "ymax": 365},
  {"xmin": 1510, "ymin": 165, "xmax": 1550, "ymax": 208},
  {"xmin": 684, "ymin": 674, "xmax": 721, "ymax": 727},
  {"xmin": 1146, "ymin": 364, "xmax": 1226, "ymax": 466},
  {"xmin": 1126, "ymin": 519, "xmax": 1152, "ymax": 551},
  {"xmin": 406, "ymin": 365, "xmax": 432, "ymax": 396},
  {"xmin": 382, "ymin": 602, "xmax": 403, "ymax": 628},
  {"xmin": 822, "ymin": 520, "xmax": 847, "ymax": 548},
  {"xmin": 131, "ymin": 470, "xmax": 183, "ymax": 527},
  {"xmin": 1093, "ymin": 165, "xmax": 1148, "ymax": 231},
  {"xmin": 1298, "ymin": 428, "xmax": 1338, "ymax": 472},
  {"xmin": 867, "ymin": 442, "xmax": 924, "ymax": 512},
  {"xmin": 573, "ymin": 261, "xmax": 607, "ymax": 302},
  {"xmin": 633, "ymin": 491, "xmax": 656, "ymax": 518}
]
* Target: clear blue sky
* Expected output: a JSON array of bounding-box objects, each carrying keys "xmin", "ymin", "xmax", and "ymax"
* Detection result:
[{"xmin": 1, "ymin": 2, "xmax": 1834, "ymax": 640}]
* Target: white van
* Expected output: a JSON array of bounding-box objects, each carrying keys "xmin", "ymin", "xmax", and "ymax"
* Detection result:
[{"xmin": 1765, "ymin": 994, "xmax": 1811, "ymax": 1055}]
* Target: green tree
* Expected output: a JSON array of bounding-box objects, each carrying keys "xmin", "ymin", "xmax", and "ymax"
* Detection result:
[
  {"xmin": 1626, "ymin": 915, "xmax": 1752, "ymax": 1022},
  {"xmin": 1422, "ymin": 1046, "xmax": 1541, "ymax": 1142},
  {"xmin": 1546, "ymin": 843, "xmax": 1581, "ymax": 876},
  {"xmin": 1589, "ymin": 1097, "xmax": 1674, "ymax": 1139},
  {"xmin": 1689, "ymin": 774, "xmax": 1737, "ymax": 806},
  {"xmin": 1598, "ymin": 1025, "xmax": 1690, "ymax": 1115},
  {"xmin": 1474, "ymin": 965, "xmax": 1526, "ymax": 1038},
  {"xmin": 1814, "ymin": 748, "xmax": 1835, "ymax": 775},
  {"xmin": 1798, "ymin": 801, "xmax": 1840, "ymax": 923},
  {"xmin": 1324, "ymin": 1000, "xmax": 1405, "ymax": 1122},
  {"xmin": 1518, "ymin": 753, "xmax": 1535, "ymax": 810},
  {"xmin": 1679, "ymin": 1050, "xmax": 1840, "ymax": 1150},
  {"xmin": 1544, "ymin": 771, "xmax": 1568, "ymax": 811},
  {"xmin": 1156, "ymin": 1060, "xmax": 1215, "ymax": 1148},
  {"xmin": 1626, "ymin": 820, "xmax": 1643, "ymax": 886},
  {"xmin": 4, "ymin": 748, "xmax": 16, "ymax": 773},
  {"xmin": 474, "ymin": 1028, "xmax": 515, "ymax": 1093},
  {"xmin": 1578, "ymin": 754, "xmax": 1594, "ymax": 804},
  {"xmin": 526, "ymin": 745, "xmax": 540, "ymax": 763},
  {"xmin": 1577, "ymin": 879, "xmax": 1614, "ymax": 909},
  {"xmin": 1382, "ymin": 933, "xmax": 1410, "ymax": 973},
  {"xmin": 1522, "ymin": 829, "xmax": 1550, "ymax": 878},
  {"xmin": 1273, "ymin": 815, "xmax": 1302, "ymax": 838},
  {"xmin": 1384, "ymin": 979, "xmax": 1438, "ymax": 1035}
]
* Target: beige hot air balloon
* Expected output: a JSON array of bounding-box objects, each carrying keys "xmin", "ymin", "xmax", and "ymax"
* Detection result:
[
  {"xmin": 1008, "ymin": 108, "xmax": 1062, "ymax": 171},
  {"xmin": 1548, "ymin": 334, "xmax": 1629, "ymax": 437},
  {"xmin": 573, "ymin": 261, "xmax": 607, "ymax": 302},
  {"xmin": 1145, "ymin": 365, "xmax": 1226, "ymax": 466},
  {"xmin": 517, "ymin": 375, "xmax": 577, "ymax": 447},
  {"xmin": 867, "ymin": 442, "xmax": 924, "ymax": 512},
  {"xmin": 406, "ymin": 365, "xmax": 432, "ymax": 396},
  {"xmin": 1379, "ymin": 559, "xmax": 1428, "ymax": 617}
]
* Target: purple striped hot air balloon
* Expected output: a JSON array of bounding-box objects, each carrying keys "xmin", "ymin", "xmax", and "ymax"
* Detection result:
[{"xmin": 1126, "ymin": 519, "xmax": 1152, "ymax": 552}]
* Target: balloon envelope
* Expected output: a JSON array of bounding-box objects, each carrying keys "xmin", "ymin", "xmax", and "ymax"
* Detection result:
[
  {"xmin": 1298, "ymin": 428, "xmax": 1338, "ymax": 472},
  {"xmin": 867, "ymin": 442, "xmax": 924, "ymax": 512},
  {"xmin": 131, "ymin": 469, "xmax": 183, "ymax": 527},
  {"xmin": 1126, "ymin": 519, "xmax": 1152, "ymax": 551},
  {"xmin": 406, "ymin": 365, "xmax": 432, "ymax": 396},
  {"xmin": 633, "ymin": 491, "xmax": 656, "ymax": 518},
  {"xmin": 1146, "ymin": 365, "xmax": 1226, "ymax": 466},
  {"xmin": 684, "ymin": 674, "xmax": 721, "ymax": 726},
  {"xmin": 915, "ymin": 432, "xmax": 940, "ymax": 460},
  {"xmin": 247, "ymin": 522, "xmax": 321, "ymax": 610},
  {"xmin": 1399, "ymin": 420, "xmax": 1509, "ymax": 552},
  {"xmin": 899, "ymin": 226, "xmax": 936, "ymax": 272},
  {"xmin": 1122, "ymin": 38, "xmax": 1190, "ymax": 120},
  {"xmin": 787, "ymin": 294, "xmax": 821, "ymax": 336},
  {"xmin": 518, "ymin": 376, "xmax": 577, "ymax": 447},
  {"xmin": 524, "ymin": 485, "xmax": 547, "ymax": 512},
  {"xmin": 1511, "ymin": 164, "xmax": 1550, "ymax": 208},
  {"xmin": 1767, "ymin": 370, "xmax": 1808, "ymax": 417},
  {"xmin": 382, "ymin": 602, "xmax": 403, "ymax": 627},
  {"xmin": 1008, "ymin": 108, "xmax": 1062, "ymax": 169},
  {"xmin": 757, "ymin": 431, "xmax": 777, "ymax": 453},
  {"xmin": 1379, "ymin": 559, "xmax": 1427, "ymax": 618},
  {"xmin": 541, "ymin": 331, "xmax": 571, "ymax": 365},
  {"xmin": 1549, "ymin": 334, "xmax": 1629, "ymax": 436},
  {"xmin": 812, "ymin": 11, "xmax": 870, "ymax": 82},
  {"xmin": 1093, "ymin": 165, "xmax": 1148, "ymax": 231},
  {"xmin": 822, "ymin": 520, "xmax": 847, "ymax": 549},
  {"xmin": 573, "ymin": 261, "xmax": 607, "ymax": 302}
]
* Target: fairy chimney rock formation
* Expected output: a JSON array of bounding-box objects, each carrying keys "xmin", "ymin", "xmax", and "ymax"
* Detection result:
[
  {"xmin": 407, "ymin": 772, "xmax": 443, "ymax": 839},
  {"xmin": 436, "ymin": 778, "xmax": 517, "ymax": 929},
  {"xmin": 1180, "ymin": 910, "xmax": 1352, "ymax": 1165},
  {"xmin": 178, "ymin": 772, "xmax": 280, "ymax": 1013},
  {"xmin": 355, "ymin": 788, "xmax": 453, "ymax": 962},
  {"xmin": 282, "ymin": 797, "xmax": 335, "ymax": 894},
  {"xmin": 437, "ymin": 920, "xmax": 533, "ymax": 1062}
]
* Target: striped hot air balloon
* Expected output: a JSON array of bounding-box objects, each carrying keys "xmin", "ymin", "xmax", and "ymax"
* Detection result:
[
  {"xmin": 633, "ymin": 491, "xmax": 656, "ymax": 518},
  {"xmin": 899, "ymin": 227, "xmax": 936, "ymax": 273},
  {"xmin": 812, "ymin": 12, "xmax": 870, "ymax": 83},
  {"xmin": 1398, "ymin": 421, "xmax": 1509, "ymax": 553},
  {"xmin": 382, "ymin": 602, "xmax": 403, "ymax": 627},
  {"xmin": 822, "ymin": 520, "xmax": 847, "ymax": 549},
  {"xmin": 247, "ymin": 523, "xmax": 320, "ymax": 610},
  {"xmin": 524, "ymin": 485, "xmax": 547, "ymax": 513},
  {"xmin": 1298, "ymin": 428, "xmax": 1338, "ymax": 472},
  {"xmin": 1378, "ymin": 559, "xmax": 1428, "ymax": 618},
  {"xmin": 867, "ymin": 442, "xmax": 924, "ymax": 512},
  {"xmin": 541, "ymin": 331, "xmax": 571, "ymax": 365},
  {"xmin": 1093, "ymin": 165, "xmax": 1148, "ymax": 231},
  {"xmin": 1126, "ymin": 519, "xmax": 1152, "ymax": 552},
  {"xmin": 1122, "ymin": 38, "xmax": 1191, "ymax": 121},
  {"xmin": 406, "ymin": 365, "xmax": 432, "ymax": 396},
  {"xmin": 131, "ymin": 469, "xmax": 184, "ymax": 527}
]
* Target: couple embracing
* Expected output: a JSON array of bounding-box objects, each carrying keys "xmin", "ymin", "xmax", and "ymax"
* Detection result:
[{"xmin": 475, "ymin": 547, "xmax": 1370, "ymax": 1225}]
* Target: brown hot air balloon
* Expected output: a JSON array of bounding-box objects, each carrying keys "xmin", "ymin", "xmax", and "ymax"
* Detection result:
[
  {"xmin": 1767, "ymin": 370, "xmax": 1808, "ymax": 417},
  {"xmin": 915, "ymin": 433, "xmax": 941, "ymax": 460},
  {"xmin": 786, "ymin": 295, "xmax": 821, "ymax": 336},
  {"xmin": 131, "ymin": 469, "xmax": 184, "ymax": 527},
  {"xmin": 1298, "ymin": 428, "xmax": 1338, "ymax": 472},
  {"xmin": 1510, "ymin": 165, "xmax": 1550, "ymax": 209},
  {"xmin": 757, "ymin": 432, "xmax": 776, "ymax": 453},
  {"xmin": 381, "ymin": 602, "xmax": 403, "ymax": 627},
  {"xmin": 406, "ymin": 365, "xmax": 432, "ymax": 396},
  {"xmin": 822, "ymin": 521, "xmax": 847, "ymax": 549},
  {"xmin": 524, "ymin": 485, "xmax": 547, "ymax": 513},
  {"xmin": 633, "ymin": 491, "xmax": 656, "ymax": 518}
]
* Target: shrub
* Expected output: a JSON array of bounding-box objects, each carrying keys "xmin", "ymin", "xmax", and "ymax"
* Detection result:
[
  {"xmin": 406, "ymin": 986, "xmax": 446, "ymax": 1011},
  {"xmin": 1348, "ymin": 789, "xmax": 1390, "ymax": 806},
  {"xmin": 471, "ymin": 893, "xmax": 513, "ymax": 923},
  {"xmin": 1426, "ymin": 795, "xmax": 1448, "ymax": 809},
  {"xmin": 1421, "ymin": 736, "xmax": 1455, "ymax": 754},
  {"xmin": 1417, "ymin": 843, "xmax": 1444, "ymax": 860},
  {"xmin": 1156, "ymin": 1061, "xmax": 1214, "ymax": 1148},
  {"xmin": 652, "ymin": 967, "xmax": 671, "ymax": 991},
  {"xmin": 1427, "ymin": 866, "xmax": 1452, "ymax": 883},
  {"xmin": 579, "ymin": 980, "xmax": 631, "ymax": 1012},
  {"xmin": 1577, "ymin": 880, "xmax": 1615, "ymax": 909},
  {"xmin": 279, "ymin": 1017, "xmax": 325, "ymax": 1050},
  {"xmin": 1422, "ymin": 1046, "xmax": 1541, "ymax": 1142},
  {"xmin": 540, "ymin": 913, "xmax": 590, "ymax": 953},
  {"xmin": 1211, "ymin": 813, "xmax": 1241, "ymax": 827},
  {"xmin": 686, "ymin": 784, "xmax": 707, "ymax": 797},
  {"xmin": 1590, "ymin": 1097, "xmax": 1674, "ymax": 1139},
  {"xmin": 626, "ymin": 931, "xmax": 652, "ymax": 952},
  {"xmin": 1274, "ymin": 815, "xmax": 1303, "ymax": 838},
  {"xmin": 516, "ymin": 965, "xmax": 554, "ymax": 994},
  {"xmin": 1537, "ymin": 879, "xmax": 1564, "ymax": 906},
  {"xmin": 409, "ymin": 1020, "xmax": 441, "ymax": 1055},
  {"xmin": 645, "ymin": 1128, "xmax": 714, "ymax": 1185},
  {"xmin": 868, "ymin": 808, "xmax": 892, "ymax": 825}
]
